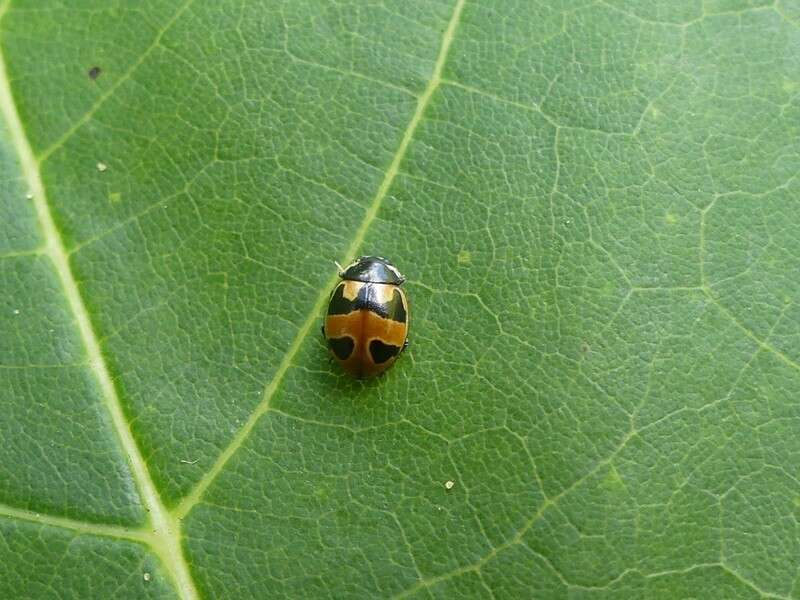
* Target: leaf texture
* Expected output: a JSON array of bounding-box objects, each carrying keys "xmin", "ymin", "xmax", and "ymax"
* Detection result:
[{"xmin": 1, "ymin": 0, "xmax": 800, "ymax": 598}]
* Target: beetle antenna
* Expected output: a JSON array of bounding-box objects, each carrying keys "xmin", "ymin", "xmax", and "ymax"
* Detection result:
[{"xmin": 334, "ymin": 260, "xmax": 344, "ymax": 273}]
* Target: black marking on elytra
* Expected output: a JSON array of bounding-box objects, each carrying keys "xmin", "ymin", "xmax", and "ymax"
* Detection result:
[
  {"xmin": 355, "ymin": 285, "xmax": 390, "ymax": 318},
  {"xmin": 369, "ymin": 339, "xmax": 401, "ymax": 364},
  {"xmin": 328, "ymin": 336, "xmax": 355, "ymax": 360},
  {"xmin": 327, "ymin": 282, "xmax": 354, "ymax": 315},
  {"xmin": 387, "ymin": 288, "xmax": 407, "ymax": 323},
  {"xmin": 328, "ymin": 283, "xmax": 404, "ymax": 320}
]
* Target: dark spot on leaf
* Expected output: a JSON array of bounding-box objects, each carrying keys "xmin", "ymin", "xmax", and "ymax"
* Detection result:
[{"xmin": 88, "ymin": 66, "xmax": 101, "ymax": 80}]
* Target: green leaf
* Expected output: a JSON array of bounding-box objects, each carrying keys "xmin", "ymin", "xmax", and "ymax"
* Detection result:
[{"xmin": 1, "ymin": 0, "xmax": 799, "ymax": 598}]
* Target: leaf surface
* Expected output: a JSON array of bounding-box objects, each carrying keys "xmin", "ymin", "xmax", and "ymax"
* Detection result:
[{"xmin": 1, "ymin": 0, "xmax": 800, "ymax": 598}]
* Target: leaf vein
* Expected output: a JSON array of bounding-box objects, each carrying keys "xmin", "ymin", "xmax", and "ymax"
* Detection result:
[
  {"xmin": 0, "ymin": 503, "xmax": 151, "ymax": 545},
  {"xmin": 34, "ymin": 0, "xmax": 196, "ymax": 162},
  {"xmin": 0, "ymin": 11, "xmax": 198, "ymax": 599},
  {"xmin": 173, "ymin": 0, "xmax": 468, "ymax": 521}
]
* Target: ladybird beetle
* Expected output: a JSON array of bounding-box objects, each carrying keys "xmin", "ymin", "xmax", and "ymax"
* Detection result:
[{"xmin": 323, "ymin": 256, "xmax": 409, "ymax": 378}]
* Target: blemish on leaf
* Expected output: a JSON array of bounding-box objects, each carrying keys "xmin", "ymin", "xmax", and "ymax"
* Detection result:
[
  {"xmin": 783, "ymin": 78, "xmax": 799, "ymax": 93},
  {"xmin": 109, "ymin": 192, "xmax": 122, "ymax": 204},
  {"xmin": 143, "ymin": 572, "xmax": 151, "ymax": 582},
  {"xmin": 665, "ymin": 213, "xmax": 678, "ymax": 225},
  {"xmin": 457, "ymin": 250, "xmax": 471, "ymax": 265},
  {"xmin": 602, "ymin": 466, "xmax": 625, "ymax": 491},
  {"xmin": 88, "ymin": 66, "xmax": 102, "ymax": 80},
  {"xmin": 444, "ymin": 480, "xmax": 455, "ymax": 490},
  {"xmin": 96, "ymin": 162, "xmax": 108, "ymax": 172}
]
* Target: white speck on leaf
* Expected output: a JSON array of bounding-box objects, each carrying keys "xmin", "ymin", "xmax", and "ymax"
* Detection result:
[
  {"xmin": 444, "ymin": 480, "xmax": 455, "ymax": 490},
  {"xmin": 143, "ymin": 572, "xmax": 151, "ymax": 582},
  {"xmin": 96, "ymin": 162, "xmax": 108, "ymax": 172}
]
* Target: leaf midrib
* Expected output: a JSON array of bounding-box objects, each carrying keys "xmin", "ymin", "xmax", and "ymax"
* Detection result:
[
  {"xmin": 0, "ymin": 3, "xmax": 199, "ymax": 598},
  {"xmin": 0, "ymin": 0, "xmax": 466, "ymax": 596}
]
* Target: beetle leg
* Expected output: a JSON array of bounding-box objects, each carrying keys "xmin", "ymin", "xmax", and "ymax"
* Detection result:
[
  {"xmin": 402, "ymin": 339, "xmax": 409, "ymax": 353},
  {"xmin": 320, "ymin": 324, "xmax": 325, "ymax": 338}
]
